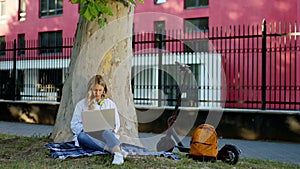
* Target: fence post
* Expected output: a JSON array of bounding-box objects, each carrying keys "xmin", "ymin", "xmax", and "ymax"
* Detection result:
[
  {"xmin": 13, "ymin": 39, "xmax": 17, "ymax": 100},
  {"xmin": 261, "ymin": 19, "xmax": 267, "ymax": 110},
  {"xmin": 158, "ymin": 32, "xmax": 163, "ymax": 107}
]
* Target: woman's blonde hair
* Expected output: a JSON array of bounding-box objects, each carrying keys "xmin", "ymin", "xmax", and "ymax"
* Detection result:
[{"xmin": 86, "ymin": 75, "xmax": 108, "ymax": 110}]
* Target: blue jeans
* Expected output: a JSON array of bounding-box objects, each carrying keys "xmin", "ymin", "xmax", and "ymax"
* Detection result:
[{"xmin": 77, "ymin": 130, "xmax": 120, "ymax": 152}]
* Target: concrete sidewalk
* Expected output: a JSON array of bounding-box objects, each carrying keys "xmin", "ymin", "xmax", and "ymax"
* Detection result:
[{"xmin": 0, "ymin": 121, "xmax": 299, "ymax": 165}]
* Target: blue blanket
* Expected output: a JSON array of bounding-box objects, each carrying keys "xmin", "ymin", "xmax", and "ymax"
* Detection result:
[{"xmin": 45, "ymin": 141, "xmax": 180, "ymax": 160}]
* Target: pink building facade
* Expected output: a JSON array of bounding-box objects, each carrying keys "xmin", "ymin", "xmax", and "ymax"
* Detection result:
[
  {"xmin": 1, "ymin": 0, "xmax": 299, "ymax": 44},
  {"xmin": 0, "ymin": 0, "xmax": 79, "ymax": 42},
  {"xmin": 134, "ymin": 0, "xmax": 299, "ymax": 32}
]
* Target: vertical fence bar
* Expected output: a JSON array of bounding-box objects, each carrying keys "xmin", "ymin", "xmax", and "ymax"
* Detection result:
[
  {"xmin": 289, "ymin": 23, "xmax": 292, "ymax": 110},
  {"xmin": 251, "ymin": 25, "xmax": 254, "ymax": 108},
  {"xmin": 158, "ymin": 32, "xmax": 163, "ymax": 107},
  {"xmin": 247, "ymin": 25, "xmax": 250, "ymax": 108},
  {"xmin": 269, "ymin": 22, "xmax": 273, "ymax": 109},
  {"xmin": 284, "ymin": 22, "xmax": 287, "ymax": 110},
  {"xmin": 261, "ymin": 19, "xmax": 267, "ymax": 110},
  {"xmin": 256, "ymin": 24, "xmax": 259, "ymax": 108},
  {"xmin": 274, "ymin": 23, "xmax": 278, "ymax": 109},
  {"xmin": 13, "ymin": 39, "xmax": 17, "ymax": 100},
  {"xmin": 242, "ymin": 25, "xmax": 245, "ymax": 106},
  {"xmin": 294, "ymin": 22, "xmax": 297, "ymax": 110}
]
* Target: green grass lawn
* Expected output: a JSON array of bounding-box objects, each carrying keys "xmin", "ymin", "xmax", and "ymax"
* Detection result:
[{"xmin": 0, "ymin": 134, "xmax": 298, "ymax": 169}]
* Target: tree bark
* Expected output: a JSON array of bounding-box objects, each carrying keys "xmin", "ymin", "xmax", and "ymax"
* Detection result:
[{"xmin": 51, "ymin": 1, "xmax": 140, "ymax": 145}]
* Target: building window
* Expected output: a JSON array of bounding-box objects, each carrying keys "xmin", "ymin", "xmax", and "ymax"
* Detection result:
[
  {"xmin": 184, "ymin": 39, "xmax": 209, "ymax": 53},
  {"xmin": 0, "ymin": 70, "xmax": 10, "ymax": 99},
  {"xmin": 154, "ymin": 21, "xmax": 166, "ymax": 49},
  {"xmin": 0, "ymin": 36, "xmax": 5, "ymax": 56},
  {"xmin": 0, "ymin": 1, "xmax": 6, "ymax": 20},
  {"xmin": 132, "ymin": 23, "xmax": 135, "ymax": 49},
  {"xmin": 184, "ymin": 17, "xmax": 209, "ymax": 32},
  {"xmin": 39, "ymin": 31, "xmax": 62, "ymax": 54},
  {"xmin": 154, "ymin": 0, "xmax": 166, "ymax": 5},
  {"xmin": 17, "ymin": 70, "xmax": 25, "ymax": 93},
  {"xmin": 185, "ymin": 0, "xmax": 209, "ymax": 9},
  {"xmin": 38, "ymin": 69, "xmax": 62, "ymax": 92},
  {"xmin": 18, "ymin": 34, "xmax": 25, "ymax": 56},
  {"xmin": 40, "ymin": 0, "xmax": 63, "ymax": 17},
  {"xmin": 162, "ymin": 69, "xmax": 179, "ymax": 106},
  {"xmin": 18, "ymin": 0, "xmax": 26, "ymax": 21},
  {"xmin": 184, "ymin": 18, "xmax": 209, "ymax": 52}
]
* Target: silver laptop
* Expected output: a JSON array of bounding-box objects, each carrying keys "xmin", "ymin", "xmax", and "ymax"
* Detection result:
[{"xmin": 82, "ymin": 109, "xmax": 115, "ymax": 133}]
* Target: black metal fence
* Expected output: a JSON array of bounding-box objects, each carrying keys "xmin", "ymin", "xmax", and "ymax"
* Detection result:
[
  {"xmin": 0, "ymin": 20, "xmax": 299, "ymax": 111},
  {"xmin": 132, "ymin": 20, "xmax": 300, "ymax": 110},
  {"xmin": 0, "ymin": 38, "xmax": 73, "ymax": 102}
]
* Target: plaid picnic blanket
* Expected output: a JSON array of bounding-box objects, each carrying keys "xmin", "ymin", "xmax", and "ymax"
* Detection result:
[{"xmin": 45, "ymin": 141, "xmax": 180, "ymax": 160}]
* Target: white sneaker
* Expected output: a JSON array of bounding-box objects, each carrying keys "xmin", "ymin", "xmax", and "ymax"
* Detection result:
[
  {"xmin": 112, "ymin": 152, "xmax": 124, "ymax": 165},
  {"xmin": 121, "ymin": 149, "xmax": 129, "ymax": 159}
]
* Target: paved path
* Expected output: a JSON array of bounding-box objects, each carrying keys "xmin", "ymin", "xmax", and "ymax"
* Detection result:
[
  {"xmin": 0, "ymin": 121, "xmax": 53, "ymax": 137},
  {"xmin": 0, "ymin": 121, "xmax": 299, "ymax": 165}
]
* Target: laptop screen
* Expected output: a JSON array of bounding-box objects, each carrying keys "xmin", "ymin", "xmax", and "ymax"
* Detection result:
[{"xmin": 82, "ymin": 109, "xmax": 115, "ymax": 132}]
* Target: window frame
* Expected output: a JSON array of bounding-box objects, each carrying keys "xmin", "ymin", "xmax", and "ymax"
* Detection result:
[
  {"xmin": 18, "ymin": 0, "xmax": 26, "ymax": 21},
  {"xmin": 39, "ymin": 31, "xmax": 63, "ymax": 55},
  {"xmin": 38, "ymin": 69, "xmax": 62, "ymax": 92},
  {"xmin": 154, "ymin": 21, "xmax": 166, "ymax": 49},
  {"xmin": 184, "ymin": 17, "xmax": 209, "ymax": 33},
  {"xmin": 154, "ymin": 0, "xmax": 166, "ymax": 5},
  {"xmin": 0, "ymin": 36, "xmax": 6, "ymax": 57},
  {"xmin": 18, "ymin": 34, "xmax": 25, "ymax": 56},
  {"xmin": 184, "ymin": 18, "xmax": 209, "ymax": 52},
  {"xmin": 17, "ymin": 70, "xmax": 25, "ymax": 93},
  {"xmin": 0, "ymin": 1, "xmax": 6, "ymax": 20},
  {"xmin": 40, "ymin": 0, "xmax": 63, "ymax": 18},
  {"xmin": 184, "ymin": 0, "xmax": 209, "ymax": 9}
]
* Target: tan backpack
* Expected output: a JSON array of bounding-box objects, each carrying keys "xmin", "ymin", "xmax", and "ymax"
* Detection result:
[{"xmin": 189, "ymin": 124, "xmax": 218, "ymax": 161}]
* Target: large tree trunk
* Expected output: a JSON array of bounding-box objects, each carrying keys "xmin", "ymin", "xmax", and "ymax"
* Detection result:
[{"xmin": 51, "ymin": 1, "xmax": 139, "ymax": 145}]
